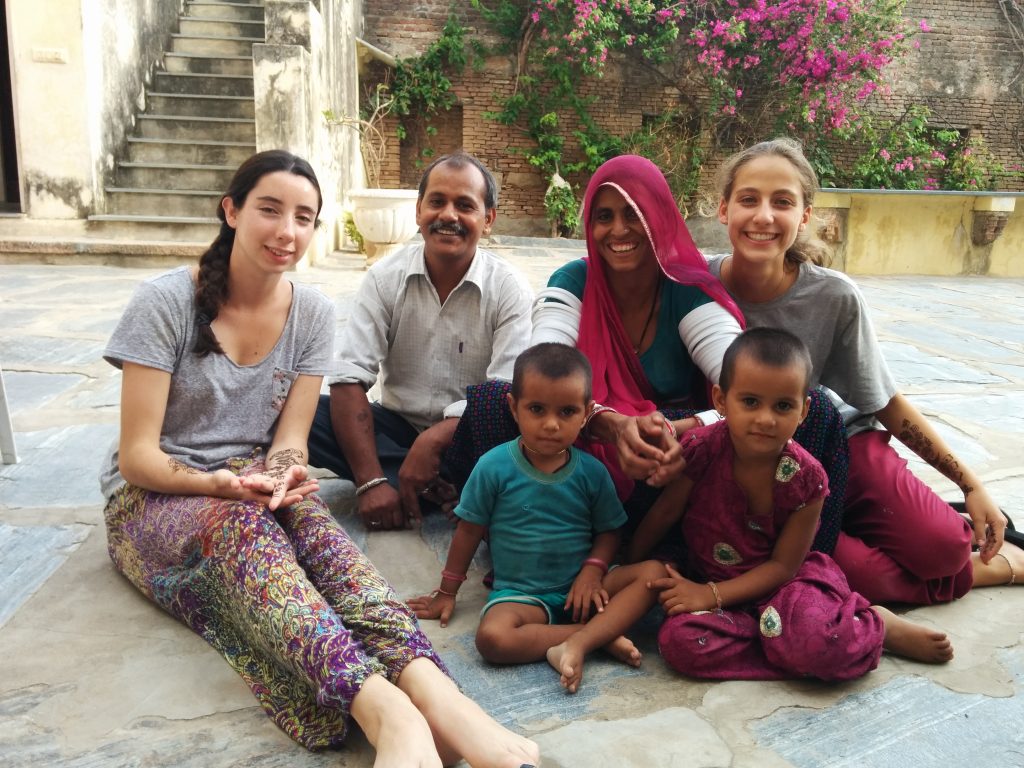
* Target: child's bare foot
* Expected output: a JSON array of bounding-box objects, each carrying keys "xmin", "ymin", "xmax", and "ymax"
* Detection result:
[
  {"xmin": 546, "ymin": 640, "xmax": 586, "ymax": 693},
  {"xmin": 875, "ymin": 605, "xmax": 954, "ymax": 664},
  {"xmin": 602, "ymin": 634, "xmax": 642, "ymax": 668}
]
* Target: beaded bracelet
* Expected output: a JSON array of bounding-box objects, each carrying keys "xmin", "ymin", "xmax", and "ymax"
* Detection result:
[
  {"xmin": 441, "ymin": 569, "xmax": 468, "ymax": 583},
  {"xmin": 355, "ymin": 477, "xmax": 389, "ymax": 496},
  {"xmin": 707, "ymin": 581, "xmax": 723, "ymax": 611},
  {"xmin": 583, "ymin": 557, "xmax": 609, "ymax": 575}
]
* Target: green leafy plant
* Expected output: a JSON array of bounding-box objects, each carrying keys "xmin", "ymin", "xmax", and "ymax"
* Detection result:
[
  {"xmin": 544, "ymin": 173, "xmax": 580, "ymax": 237},
  {"xmin": 343, "ymin": 210, "xmax": 365, "ymax": 253},
  {"xmin": 325, "ymin": 15, "xmax": 469, "ymax": 187},
  {"xmin": 849, "ymin": 106, "xmax": 1005, "ymax": 190}
]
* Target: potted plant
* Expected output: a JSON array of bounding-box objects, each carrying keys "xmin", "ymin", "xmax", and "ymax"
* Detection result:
[{"xmin": 326, "ymin": 82, "xmax": 419, "ymax": 265}]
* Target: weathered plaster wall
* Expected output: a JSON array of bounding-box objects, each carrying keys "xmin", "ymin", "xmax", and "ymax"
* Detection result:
[
  {"xmin": 84, "ymin": 0, "xmax": 182, "ymax": 212},
  {"xmin": 6, "ymin": 0, "xmax": 179, "ymax": 219},
  {"xmin": 253, "ymin": 0, "xmax": 361, "ymax": 258}
]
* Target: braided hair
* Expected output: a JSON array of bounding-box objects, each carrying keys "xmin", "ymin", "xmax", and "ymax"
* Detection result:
[{"xmin": 193, "ymin": 150, "xmax": 322, "ymax": 356}]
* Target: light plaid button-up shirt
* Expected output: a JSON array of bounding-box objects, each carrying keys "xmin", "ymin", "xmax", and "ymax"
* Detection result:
[{"xmin": 329, "ymin": 243, "xmax": 534, "ymax": 431}]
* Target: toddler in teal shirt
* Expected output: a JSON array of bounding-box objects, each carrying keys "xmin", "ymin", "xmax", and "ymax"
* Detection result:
[{"xmin": 409, "ymin": 342, "xmax": 669, "ymax": 693}]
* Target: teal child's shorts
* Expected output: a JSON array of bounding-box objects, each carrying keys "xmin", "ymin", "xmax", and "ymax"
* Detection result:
[{"xmin": 480, "ymin": 588, "xmax": 571, "ymax": 624}]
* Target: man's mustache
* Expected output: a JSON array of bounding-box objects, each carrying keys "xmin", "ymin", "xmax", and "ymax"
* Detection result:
[{"xmin": 429, "ymin": 220, "xmax": 468, "ymax": 236}]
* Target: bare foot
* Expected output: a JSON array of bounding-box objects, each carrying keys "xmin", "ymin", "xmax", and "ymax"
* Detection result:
[
  {"xmin": 971, "ymin": 541, "xmax": 1024, "ymax": 587},
  {"xmin": 546, "ymin": 640, "xmax": 585, "ymax": 693},
  {"xmin": 875, "ymin": 606, "xmax": 954, "ymax": 664},
  {"xmin": 602, "ymin": 634, "xmax": 642, "ymax": 668},
  {"xmin": 434, "ymin": 694, "xmax": 540, "ymax": 768},
  {"xmin": 410, "ymin": 668, "xmax": 540, "ymax": 768},
  {"xmin": 351, "ymin": 675, "xmax": 444, "ymax": 768}
]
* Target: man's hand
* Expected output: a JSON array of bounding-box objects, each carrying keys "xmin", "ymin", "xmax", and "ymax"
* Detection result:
[
  {"xmin": 357, "ymin": 481, "xmax": 404, "ymax": 530},
  {"xmin": 398, "ymin": 419, "xmax": 459, "ymax": 525}
]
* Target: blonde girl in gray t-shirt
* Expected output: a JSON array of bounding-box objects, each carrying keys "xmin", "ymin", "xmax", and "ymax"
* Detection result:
[{"xmin": 101, "ymin": 150, "xmax": 538, "ymax": 766}]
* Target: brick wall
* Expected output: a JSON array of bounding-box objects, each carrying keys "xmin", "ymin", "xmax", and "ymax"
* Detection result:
[{"xmin": 364, "ymin": 1, "xmax": 1024, "ymax": 233}]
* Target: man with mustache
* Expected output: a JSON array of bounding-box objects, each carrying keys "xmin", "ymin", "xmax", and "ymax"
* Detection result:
[{"xmin": 309, "ymin": 152, "xmax": 534, "ymax": 530}]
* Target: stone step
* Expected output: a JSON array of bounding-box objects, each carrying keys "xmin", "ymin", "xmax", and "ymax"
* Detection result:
[
  {"xmin": 104, "ymin": 187, "xmax": 223, "ymax": 218},
  {"xmin": 153, "ymin": 71, "xmax": 253, "ymax": 97},
  {"xmin": 126, "ymin": 137, "xmax": 255, "ymax": 166},
  {"xmin": 147, "ymin": 92, "xmax": 254, "ymax": 119},
  {"xmin": 185, "ymin": 1, "xmax": 265, "ymax": 22},
  {"xmin": 115, "ymin": 162, "xmax": 236, "ymax": 192},
  {"xmin": 137, "ymin": 114, "xmax": 256, "ymax": 142},
  {"xmin": 170, "ymin": 34, "xmax": 260, "ymax": 58},
  {"xmin": 86, "ymin": 215, "xmax": 221, "ymax": 243},
  {"xmin": 162, "ymin": 52, "xmax": 253, "ymax": 76},
  {"xmin": 179, "ymin": 17, "xmax": 265, "ymax": 39}
]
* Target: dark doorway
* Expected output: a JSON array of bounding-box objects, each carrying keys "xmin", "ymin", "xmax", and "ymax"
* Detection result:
[{"xmin": 0, "ymin": 0, "xmax": 21, "ymax": 211}]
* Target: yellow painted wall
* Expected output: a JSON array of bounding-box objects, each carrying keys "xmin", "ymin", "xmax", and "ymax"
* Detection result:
[
  {"xmin": 817, "ymin": 192, "xmax": 1024, "ymax": 276},
  {"xmin": 990, "ymin": 205, "xmax": 1024, "ymax": 276}
]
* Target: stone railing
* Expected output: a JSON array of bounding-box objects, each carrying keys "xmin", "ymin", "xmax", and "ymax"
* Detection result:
[{"xmin": 814, "ymin": 189, "xmax": 1024, "ymax": 277}]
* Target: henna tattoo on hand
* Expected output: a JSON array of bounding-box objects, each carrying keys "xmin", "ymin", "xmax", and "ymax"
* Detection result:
[
  {"xmin": 265, "ymin": 448, "xmax": 305, "ymax": 480},
  {"xmin": 898, "ymin": 419, "xmax": 974, "ymax": 494},
  {"xmin": 168, "ymin": 458, "xmax": 201, "ymax": 475}
]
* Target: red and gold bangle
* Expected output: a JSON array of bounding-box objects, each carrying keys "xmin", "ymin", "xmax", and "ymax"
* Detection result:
[{"xmin": 707, "ymin": 581, "xmax": 723, "ymax": 611}]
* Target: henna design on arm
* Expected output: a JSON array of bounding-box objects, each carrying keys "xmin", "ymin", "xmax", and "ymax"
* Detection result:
[
  {"xmin": 168, "ymin": 458, "xmax": 201, "ymax": 475},
  {"xmin": 265, "ymin": 448, "xmax": 305, "ymax": 480},
  {"xmin": 897, "ymin": 419, "xmax": 974, "ymax": 494}
]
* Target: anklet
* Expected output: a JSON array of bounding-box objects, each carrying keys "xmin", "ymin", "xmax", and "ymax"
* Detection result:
[{"xmin": 995, "ymin": 551, "xmax": 1016, "ymax": 585}]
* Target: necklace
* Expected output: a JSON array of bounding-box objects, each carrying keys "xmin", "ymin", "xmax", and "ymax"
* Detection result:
[
  {"xmin": 521, "ymin": 440, "xmax": 567, "ymax": 457},
  {"xmin": 631, "ymin": 281, "xmax": 660, "ymax": 353}
]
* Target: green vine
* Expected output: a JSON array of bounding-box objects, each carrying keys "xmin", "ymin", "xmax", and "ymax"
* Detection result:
[{"xmin": 326, "ymin": 15, "xmax": 469, "ymax": 186}]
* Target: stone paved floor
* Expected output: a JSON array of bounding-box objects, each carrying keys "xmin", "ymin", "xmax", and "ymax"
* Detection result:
[{"xmin": 1, "ymin": 245, "xmax": 1023, "ymax": 767}]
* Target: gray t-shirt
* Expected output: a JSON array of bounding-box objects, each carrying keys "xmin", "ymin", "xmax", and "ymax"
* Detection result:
[
  {"xmin": 708, "ymin": 256, "xmax": 897, "ymax": 435},
  {"xmin": 100, "ymin": 267, "xmax": 335, "ymax": 498}
]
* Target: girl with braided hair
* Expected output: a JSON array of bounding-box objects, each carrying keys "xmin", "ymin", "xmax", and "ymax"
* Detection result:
[{"xmin": 100, "ymin": 150, "xmax": 538, "ymax": 767}]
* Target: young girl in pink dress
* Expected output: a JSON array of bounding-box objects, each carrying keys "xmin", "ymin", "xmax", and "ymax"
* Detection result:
[
  {"xmin": 707, "ymin": 138, "xmax": 1021, "ymax": 603},
  {"xmin": 629, "ymin": 328, "xmax": 953, "ymax": 680}
]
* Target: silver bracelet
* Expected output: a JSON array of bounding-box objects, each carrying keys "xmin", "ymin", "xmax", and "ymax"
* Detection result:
[{"xmin": 355, "ymin": 477, "xmax": 389, "ymax": 496}]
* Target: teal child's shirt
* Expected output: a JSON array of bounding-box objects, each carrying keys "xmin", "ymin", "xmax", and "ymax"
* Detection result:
[{"xmin": 455, "ymin": 439, "xmax": 626, "ymax": 595}]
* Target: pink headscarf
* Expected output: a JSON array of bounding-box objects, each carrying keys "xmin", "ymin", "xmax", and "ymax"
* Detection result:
[{"xmin": 577, "ymin": 154, "xmax": 745, "ymax": 497}]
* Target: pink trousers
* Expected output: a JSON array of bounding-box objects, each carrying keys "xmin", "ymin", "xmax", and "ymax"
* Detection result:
[
  {"xmin": 832, "ymin": 430, "xmax": 974, "ymax": 605},
  {"xmin": 658, "ymin": 553, "xmax": 884, "ymax": 681}
]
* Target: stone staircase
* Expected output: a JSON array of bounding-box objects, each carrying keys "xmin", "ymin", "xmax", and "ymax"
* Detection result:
[{"xmin": 88, "ymin": 0, "xmax": 265, "ymax": 243}]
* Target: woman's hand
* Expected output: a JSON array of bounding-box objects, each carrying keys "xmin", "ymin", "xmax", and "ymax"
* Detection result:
[
  {"xmin": 966, "ymin": 485, "xmax": 1007, "ymax": 563},
  {"xmin": 238, "ymin": 465, "xmax": 320, "ymax": 510},
  {"xmin": 565, "ymin": 566, "xmax": 609, "ymax": 623},
  {"xmin": 648, "ymin": 564, "xmax": 715, "ymax": 616},
  {"xmin": 609, "ymin": 412, "xmax": 684, "ymax": 486},
  {"xmin": 407, "ymin": 591, "xmax": 457, "ymax": 627}
]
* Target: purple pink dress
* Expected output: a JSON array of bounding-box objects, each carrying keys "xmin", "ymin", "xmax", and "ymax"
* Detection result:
[{"xmin": 658, "ymin": 421, "xmax": 884, "ymax": 681}]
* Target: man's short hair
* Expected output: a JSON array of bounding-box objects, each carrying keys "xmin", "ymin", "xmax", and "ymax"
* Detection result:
[
  {"xmin": 511, "ymin": 342, "xmax": 593, "ymax": 401},
  {"xmin": 417, "ymin": 151, "xmax": 498, "ymax": 211},
  {"xmin": 720, "ymin": 327, "xmax": 813, "ymax": 394}
]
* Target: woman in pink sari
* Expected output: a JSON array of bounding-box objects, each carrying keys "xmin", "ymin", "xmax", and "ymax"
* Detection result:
[{"xmin": 448, "ymin": 155, "xmax": 848, "ymax": 550}]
